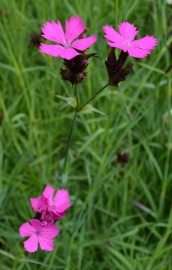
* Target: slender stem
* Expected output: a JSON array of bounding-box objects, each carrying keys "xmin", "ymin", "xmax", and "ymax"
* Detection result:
[
  {"xmin": 63, "ymin": 86, "xmax": 78, "ymax": 173},
  {"xmin": 63, "ymin": 110, "xmax": 78, "ymax": 172},
  {"xmin": 75, "ymin": 84, "xmax": 79, "ymax": 108},
  {"xmin": 78, "ymin": 83, "xmax": 109, "ymax": 111},
  {"xmin": 63, "ymin": 83, "xmax": 109, "ymax": 172}
]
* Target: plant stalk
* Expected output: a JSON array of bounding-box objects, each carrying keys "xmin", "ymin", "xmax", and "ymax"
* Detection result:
[
  {"xmin": 78, "ymin": 83, "xmax": 109, "ymax": 111},
  {"xmin": 63, "ymin": 85, "xmax": 78, "ymax": 173}
]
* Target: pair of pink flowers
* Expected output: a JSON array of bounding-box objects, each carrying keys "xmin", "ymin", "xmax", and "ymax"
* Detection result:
[
  {"xmin": 40, "ymin": 16, "xmax": 157, "ymax": 60},
  {"xmin": 19, "ymin": 185, "xmax": 71, "ymax": 252}
]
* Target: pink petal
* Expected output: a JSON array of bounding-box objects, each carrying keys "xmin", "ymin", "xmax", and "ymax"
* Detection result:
[
  {"xmin": 131, "ymin": 36, "xmax": 157, "ymax": 50},
  {"xmin": 106, "ymin": 41, "xmax": 128, "ymax": 52},
  {"xmin": 65, "ymin": 16, "xmax": 86, "ymax": 43},
  {"xmin": 30, "ymin": 196, "xmax": 46, "ymax": 212},
  {"xmin": 41, "ymin": 210, "xmax": 63, "ymax": 222},
  {"xmin": 42, "ymin": 185, "xmax": 55, "ymax": 204},
  {"xmin": 19, "ymin": 222, "xmax": 35, "ymax": 237},
  {"xmin": 24, "ymin": 235, "xmax": 38, "ymax": 253},
  {"xmin": 52, "ymin": 189, "xmax": 71, "ymax": 213},
  {"xmin": 30, "ymin": 219, "xmax": 43, "ymax": 230},
  {"xmin": 53, "ymin": 47, "xmax": 80, "ymax": 60},
  {"xmin": 72, "ymin": 35, "xmax": 97, "ymax": 50},
  {"xmin": 118, "ymin": 22, "xmax": 139, "ymax": 43},
  {"xmin": 55, "ymin": 211, "xmax": 66, "ymax": 219},
  {"xmin": 39, "ymin": 224, "xmax": 59, "ymax": 251},
  {"xmin": 41, "ymin": 224, "xmax": 59, "ymax": 238},
  {"xmin": 41, "ymin": 20, "xmax": 66, "ymax": 44},
  {"xmin": 128, "ymin": 47, "xmax": 150, "ymax": 58},
  {"xmin": 40, "ymin": 44, "xmax": 79, "ymax": 60},
  {"xmin": 39, "ymin": 236, "xmax": 54, "ymax": 251},
  {"xmin": 103, "ymin": 25, "xmax": 123, "ymax": 44}
]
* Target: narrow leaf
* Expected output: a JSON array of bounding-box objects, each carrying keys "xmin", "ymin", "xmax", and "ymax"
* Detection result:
[
  {"xmin": 54, "ymin": 95, "xmax": 77, "ymax": 108},
  {"xmin": 80, "ymin": 104, "xmax": 108, "ymax": 116}
]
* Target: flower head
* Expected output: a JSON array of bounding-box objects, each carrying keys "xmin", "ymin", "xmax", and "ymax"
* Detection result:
[
  {"xmin": 105, "ymin": 48, "xmax": 133, "ymax": 86},
  {"xmin": 60, "ymin": 52, "xmax": 97, "ymax": 84},
  {"xmin": 43, "ymin": 185, "xmax": 71, "ymax": 215},
  {"xmin": 103, "ymin": 22, "xmax": 157, "ymax": 58},
  {"xmin": 30, "ymin": 185, "xmax": 71, "ymax": 222},
  {"xmin": 40, "ymin": 16, "xmax": 97, "ymax": 60},
  {"xmin": 19, "ymin": 219, "xmax": 59, "ymax": 253},
  {"xmin": 117, "ymin": 152, "xmax": 129, "ymax": 165},
  {"xmin": 30, "ymin": 195, "xmax": 47, "ymax": 213},
  {"xmin": 29, "ymin": 32, "xmax": 43, "ymax": 47},
  {"xmin": 20, "ymin": 185, "xmax": 71, "ymax": 252}
]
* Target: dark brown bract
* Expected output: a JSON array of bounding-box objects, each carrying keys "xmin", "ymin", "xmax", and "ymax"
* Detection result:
[
  {"xmin": 60, "ymin": 52, "xmax": 97, "ymax": 84},
  {"xmin": 105, "ymin": 48, "xmax": 133, "ymax": 86}
]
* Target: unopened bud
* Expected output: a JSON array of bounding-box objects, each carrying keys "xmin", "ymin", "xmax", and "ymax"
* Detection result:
[{"xmin": 105, "ymin": 49, "xmax": 133, "ymax": 86}]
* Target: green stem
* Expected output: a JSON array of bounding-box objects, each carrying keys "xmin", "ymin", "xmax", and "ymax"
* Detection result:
[
  {"xmin": 63, "ymin": 111, "xmax": 78, "ymax": 172},
  {"xmin": 78, "ymin": 83, "xmax": 109, "ymax": 111},
  {"xmin": 75, "ymin": 84, "xmax": 79, "ymax": 108},
  {"xmin": 63, "ymin": 83, "xmax": 109, "ymax": 172},
  {"xmin": 63, "ymin": 86, "xmax": 79, "ymax": 173}
]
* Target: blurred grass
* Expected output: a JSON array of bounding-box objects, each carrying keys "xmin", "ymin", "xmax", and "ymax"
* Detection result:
[{"xmin": 0, "ymin": 0, "xmax": 172, "ymax": 269}]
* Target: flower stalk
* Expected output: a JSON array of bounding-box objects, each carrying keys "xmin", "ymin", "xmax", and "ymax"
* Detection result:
[
  {"xmin": 78, "ymin": 83, "xmax": 109, "ymax": 111},
  {"xmin": 63, "ymin": 110, "xmax": 78, "ymax": 173}
]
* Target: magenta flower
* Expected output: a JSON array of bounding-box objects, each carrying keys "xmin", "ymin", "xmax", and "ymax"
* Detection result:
[
  {"xmin": 30, "ymin": 195, "xmax": 47, "ymax": 213},
  {"xmin": 103, "ymin": 22, "xmax": 157, "ymax": 58},
  {"xmin": 41, "ymin": 210, "xmax": 65, "ymax": 223},
  {"xmin": 43, "ymin": 185, "xmax": 71, "ymax": 215},
  {"xmin": 40, "ymin": 16, "xmax": 97, "ymax": 60},
  {"xmin": 19, "ymin": 219, "xmax": 59, "ymax": 252},
  {"xmin": 19, "ymin": 185, "xmax": 71, "ymax": 252}
]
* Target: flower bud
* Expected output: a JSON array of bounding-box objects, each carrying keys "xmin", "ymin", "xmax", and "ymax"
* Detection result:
[
  {"xmin": 105, "ymin": 48, "xmax": 133, "ymax": 86},
  {"xmin": 60, "ymin": 52, "xmax": 97, "ymax": 84}
]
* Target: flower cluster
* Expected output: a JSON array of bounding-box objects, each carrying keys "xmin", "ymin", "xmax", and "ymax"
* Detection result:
[
  {"xmin": 40, "ymin": 16, "xmax": 157, "ymax": 86},
  {"xmin": 19, "ymin": 16, "xmax": 158, "ymax": 254},
  {"xmin": 19, "ymin": 185, "xmax": 71, "ymax": 253}
]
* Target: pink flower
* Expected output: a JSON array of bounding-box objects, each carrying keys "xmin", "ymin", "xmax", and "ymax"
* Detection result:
[
  {"xmin": 19, "ymin": 219, "xmax": 59, "ymax": 252},
  {"xmin": 30, "ymin": 186, "xmax": 71, "ymax": 222},
  {"xmin": 41, "ymin": 210, "xmax": 65, "ymax": 223},
  {"xmin": 19, "ymin": 185, "xmax": 71, "ymax": 253},
  {"xmin": 103, "ymin": 22, "xmax": 157, "ymax": 58},
  {"xmin": 43, "ymin": 185, "xmax": 71, "ymax": 216},
  {"xmin": 40, "ymin": 16, "xmax": 97, "ymax": 60},
  {"xmin": 30, "ymin": 195, "xmax": 47, "ymax": 213}
]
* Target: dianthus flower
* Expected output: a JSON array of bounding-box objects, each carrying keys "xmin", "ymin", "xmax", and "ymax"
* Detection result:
[
  {"xmin": 19, "ymin": 185, "xmax": 71, "ymax": 252},
  {"xmin": 19, "ymin": 219, "xmax": 59, "ymax": 252},
  {"xmin": 40, "ymin": 16, "xmax": 97, "ymax": 60},
  {"xmin": 30, "ymin": 186, "xmax": 71, "ymax": 221},
  {"xmin": 42, "ymin": 185, "xmax": 71, "ymax": 215},
  {"xmin": 103, "ymin": 22, "xmax": 157, "ymax": 58}
]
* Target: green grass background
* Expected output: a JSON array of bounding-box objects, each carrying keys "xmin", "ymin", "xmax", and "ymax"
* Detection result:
[{"xmin": 0, "ymin": 0, "xmax": 172, "ymax": 269}]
